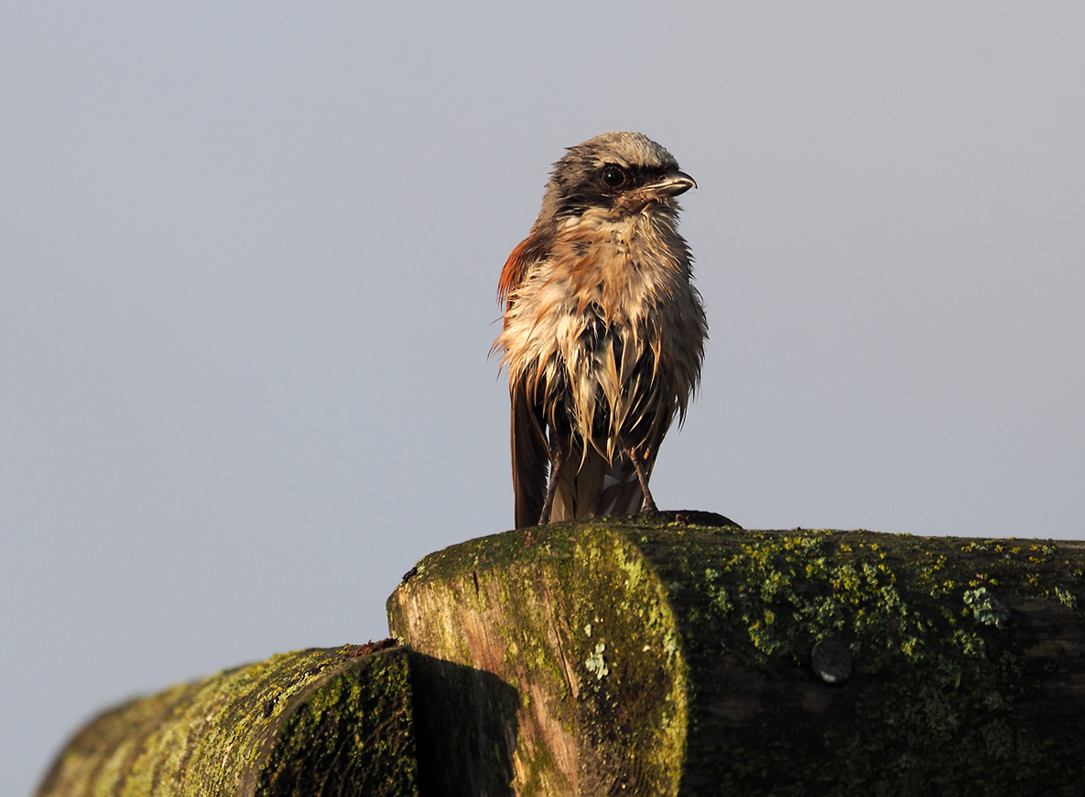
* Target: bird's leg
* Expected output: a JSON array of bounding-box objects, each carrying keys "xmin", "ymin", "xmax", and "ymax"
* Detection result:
[
  {"xmin": 538, "ymin": 444, "xmax": 566, "ymax": 525},
  {"xmin": 628, "ymin": 449, "xmax": 658, "ymax": 513}
]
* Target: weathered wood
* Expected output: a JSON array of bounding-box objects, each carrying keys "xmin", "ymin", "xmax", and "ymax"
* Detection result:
[
  {"xmin": 36, "ymin": 643, "xmax": 418, "ymax": 797},
  {"xmin": 388, "ymin": 516, "xmax": 1085, "ymax": 796}
]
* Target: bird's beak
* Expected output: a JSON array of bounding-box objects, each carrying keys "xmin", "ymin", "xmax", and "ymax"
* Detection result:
[{"xmin": 647, "ymin": 170, "xmax": 697, "ymax": 198}]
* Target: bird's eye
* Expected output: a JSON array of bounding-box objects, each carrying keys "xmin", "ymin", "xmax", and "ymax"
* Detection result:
[{"xmin": 601, "ymin": 165, "xmax": 626, "ymax": 188}]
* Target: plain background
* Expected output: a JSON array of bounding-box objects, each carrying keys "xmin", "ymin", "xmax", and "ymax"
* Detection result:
[{"xmin": 3, "ymin": 3, "xmax": 1083, "ymax": 793}]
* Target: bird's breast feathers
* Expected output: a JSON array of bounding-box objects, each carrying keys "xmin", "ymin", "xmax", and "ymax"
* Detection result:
[{"xmin": 495, "ymin": 207, "xmax": 705, "ymax": 455}]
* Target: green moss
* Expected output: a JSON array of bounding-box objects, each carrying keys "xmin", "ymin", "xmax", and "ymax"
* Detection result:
[
  {"xmin": 567, "ymin": 526, "xmax": 688, "ymax": 796},
  {"xmin": 389, "ymin": 521, "xmax": 690, "ymax": 796},
  {"xmin": 612, "ymin": 524, "xmax": 1084, "ymax": 796},
  {"xmin": 390, "ymin": 519, "xmax": 1085, "ymax": 795},
  {"xmin": 37, "ymin": 646, "xmax": 419, "ymax": 797},
  {"xmin": 258, "ymin": 649, "xmax": 418, "ymax": 796}
]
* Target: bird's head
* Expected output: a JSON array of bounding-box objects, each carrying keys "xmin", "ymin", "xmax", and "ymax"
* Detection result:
[{"xmin": 536, "ymin": 131, "xmax": 696, "ymax": 225}]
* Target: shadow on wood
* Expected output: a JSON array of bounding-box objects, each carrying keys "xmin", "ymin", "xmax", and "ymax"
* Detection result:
[{"xmin": 407, "ymin": 652, "xmax": 519, "ymax": 797}]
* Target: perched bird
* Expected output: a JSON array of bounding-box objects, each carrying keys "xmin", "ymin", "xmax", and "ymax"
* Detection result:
[{"xmin": 493, "ymin": 132, "xmax": 707, "ymax": 529}]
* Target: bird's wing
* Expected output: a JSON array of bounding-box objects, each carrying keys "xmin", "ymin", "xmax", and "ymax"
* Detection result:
[
  {"xmin": 501, "ymin": 233, "xmax": 554, "ymax": 529},
  {"xmin": 497, "ymin": 234, "xmax": 547, "ymax": 308},
  {"xmin": 511, "ymin": 378, "xmax": 550, "ymax": 529}
]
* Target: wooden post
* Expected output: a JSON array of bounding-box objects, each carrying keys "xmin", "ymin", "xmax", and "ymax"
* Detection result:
[
  {"xmin": 36, "ymin": 643, "xmax": 418, "ymax": 797},
  {"xmin": 389, "ymin": 517, "xmax": 1085, "ymax": 795}
]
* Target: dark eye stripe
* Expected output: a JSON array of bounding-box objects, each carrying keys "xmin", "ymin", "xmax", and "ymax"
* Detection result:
[{"xmin": 551, "ymin": 163, "xmax": 673, "ymax": 219}]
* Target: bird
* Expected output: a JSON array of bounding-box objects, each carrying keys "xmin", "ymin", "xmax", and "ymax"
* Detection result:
[{"xmin": 493, "ymin": 131, "xmax": 707, "ymax": 529}]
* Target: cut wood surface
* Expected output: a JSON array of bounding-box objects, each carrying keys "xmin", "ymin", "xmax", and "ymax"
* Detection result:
[
  {"xmin": 36, "ymin": 642, "xmax": 417, "ymax": 797},
  {"xmin": 389, "ymin": 516, "xmax": 1085, "ymax": 796}
]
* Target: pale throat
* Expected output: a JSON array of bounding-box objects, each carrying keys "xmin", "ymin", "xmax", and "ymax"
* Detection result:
[{"xmin": 554, "ymin": 205, "xmax": 685, "ymax": 323}]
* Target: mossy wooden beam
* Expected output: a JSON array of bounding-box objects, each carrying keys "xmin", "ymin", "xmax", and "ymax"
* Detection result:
[
  {"xmin": 387, "ymin": 516, "xmax": 1085, "ymax": 796},
  {"xmin": 36, "ymin": 643, "xmax": 418, "ymax": 797}
]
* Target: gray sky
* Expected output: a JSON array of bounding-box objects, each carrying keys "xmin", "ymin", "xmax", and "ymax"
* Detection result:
[{"xmin": 3, "ymin": 3, "xmax": 1083, "ymax": 792}]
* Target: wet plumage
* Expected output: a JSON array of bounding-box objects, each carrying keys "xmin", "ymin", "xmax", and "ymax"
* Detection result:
[{"xmin": 494, "ymin": 132, "xmax": 707, "ymax": 528}]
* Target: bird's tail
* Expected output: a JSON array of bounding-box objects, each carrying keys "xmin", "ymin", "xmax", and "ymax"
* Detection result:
[{"xmin": 549, "ymin": 447, "xmax": 647, "ymax": 522}]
